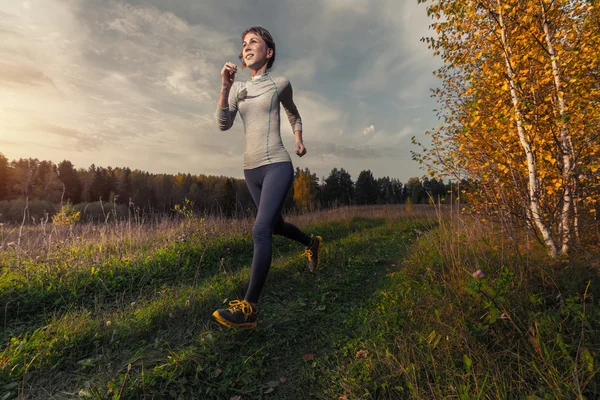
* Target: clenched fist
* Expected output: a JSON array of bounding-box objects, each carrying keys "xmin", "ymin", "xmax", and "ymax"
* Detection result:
[{"xmin": 221, "ymin": 62, "xmax": 238, "ymax": 91}]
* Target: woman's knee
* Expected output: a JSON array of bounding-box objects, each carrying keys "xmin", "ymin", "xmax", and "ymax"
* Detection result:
[{"xmin": 252, "ymin": 223, "xmax": 272, "ymax": 241}]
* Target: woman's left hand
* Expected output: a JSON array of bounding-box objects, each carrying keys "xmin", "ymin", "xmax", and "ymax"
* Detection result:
[{"xmin": 295, "ymin": 141, "xmax": 307, "ymax": 157}]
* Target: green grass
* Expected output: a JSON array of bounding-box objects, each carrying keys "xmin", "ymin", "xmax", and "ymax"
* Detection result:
[{"xmin": 1, "ymin": 206, "xmax": 599, "ymax": 399}]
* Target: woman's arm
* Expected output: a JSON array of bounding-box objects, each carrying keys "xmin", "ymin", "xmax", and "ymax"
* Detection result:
[
  {"xmin": 216, "ymin": 62, "xmax": 239, "ymax": 131},
  {"xmin": 218, "ymin": 86, "xmax": 231, "ymax": 109},
  {"xmin": 217, "ymin": 88, "xmax": 239, "ymax": 131},
  {"xmin": 294, "ymin": 130, "xmax": 306, "ymax": 157},
  {"xmin": 280, "ymin": 78, "xmax": 306, "ymax": 156}
]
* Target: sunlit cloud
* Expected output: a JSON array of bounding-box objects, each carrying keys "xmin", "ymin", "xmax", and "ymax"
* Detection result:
[
  {"xmin": 363, "ymin": 125, "xmax": 375, "ymax": 136},
  {"xmin": 0, "ymin": 0, "xmax": 441, "ymax": 181}
]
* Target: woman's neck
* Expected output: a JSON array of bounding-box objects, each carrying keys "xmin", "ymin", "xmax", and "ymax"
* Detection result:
[{"xmin": 250, "ymin": 64, "xmax": 268, "ymax": 79}]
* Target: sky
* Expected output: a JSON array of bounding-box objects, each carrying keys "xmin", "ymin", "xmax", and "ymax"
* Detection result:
[{"xmin": 0, "ymin": 0, "xmax": 441, "ymax": 182}]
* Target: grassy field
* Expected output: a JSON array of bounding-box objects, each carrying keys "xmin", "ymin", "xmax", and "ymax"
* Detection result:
[{"xmin": 0, "ymin": 205, "xmax": 598, "ymax": 399}]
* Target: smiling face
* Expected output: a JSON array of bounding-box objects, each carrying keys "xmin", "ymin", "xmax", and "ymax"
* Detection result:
[
  {"xmin": 238, "ymin": 27, "xmax": 276, "ymax": 70},
  {"xmin": 241, "ymin": 32, "xmax": 272, "ymax": 70}
]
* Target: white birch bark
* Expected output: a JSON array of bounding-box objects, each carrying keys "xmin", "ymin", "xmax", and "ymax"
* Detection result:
[
  {"xmin": 540, "ymin": 0, "xmax": 575, "ymax": 254},
  {"xmin": 497, "ymin": 0, "xmax": 558, "ymax": 259}
]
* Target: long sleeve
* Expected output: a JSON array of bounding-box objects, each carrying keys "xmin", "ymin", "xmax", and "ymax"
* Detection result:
[
  {"xmin": 216, "ymin": 83, "xmax": 239, "ymax": 131},
  {"xmin": 279, "ymin": 78, "xmax": 303, "ymax": 133}
]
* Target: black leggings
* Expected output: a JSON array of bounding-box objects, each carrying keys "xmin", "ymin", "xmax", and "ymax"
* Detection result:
[{"xmin": 243, "ymin": 162, "xmax": 311, "ymax": 303}]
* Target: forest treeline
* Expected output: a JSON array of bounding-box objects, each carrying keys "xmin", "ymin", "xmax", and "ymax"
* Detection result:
[{"xmin": 0, "ymin": 153, "xmax": 459, "ymax": 223}]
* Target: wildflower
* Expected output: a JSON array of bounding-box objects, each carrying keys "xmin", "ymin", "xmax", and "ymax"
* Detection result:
[
  {"xmin": 472, "ymin": 269, "xmax": 485, "ymax": 279},
  {"xmin": 7, "ymin": 242, "xmax": 15, "ymax": 247}
]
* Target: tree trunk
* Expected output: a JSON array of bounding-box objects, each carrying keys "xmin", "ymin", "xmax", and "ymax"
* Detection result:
[
  {"xmin": 497, "ymin": 0, "xmax": 558, "ymax": 259},
  {"xmin": 540, "ymin": 0, "xmax": 574, "ymax": 255}
]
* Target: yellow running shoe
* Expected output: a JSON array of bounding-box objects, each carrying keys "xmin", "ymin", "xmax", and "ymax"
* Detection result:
[
  {"xmin": 301, "ymin": 235, "xmax": 323, "ymax": 272},
  {"xmin": 212, "ymin": 300, "xmax": 257, "ymax": 330}
]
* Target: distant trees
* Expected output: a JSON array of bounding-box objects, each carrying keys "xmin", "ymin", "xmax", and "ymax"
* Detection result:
[
  {"xmin": 6, "ymin": 158, "xmax": 62, "ymax": 202},
  {"xmin": 90, "ymin": 165, "xmax": 114, "ymax": 202},
  {"xmin": 0, "ymin": 154, "xmax": 8, "ymax": 201},
  {"xmin": 354, "ymin": 170, "xmax": 378, "ymax": 205},
  {"xmin": 293, "ymin": 168, "xmax": 319, "ymax": 212},
  {"xmin": 406, "ymin": 177, "xmax": 422, "ymax": 206},
  {"xmin": 0, "ymin": 152, "xmax": 464, "ymax": 223},
  {"xmin": 322, "ymin": 168, "xmax": 353, "ymax": 207},
  {"xmin": 57, "ymin": 160, "xmax": 83, "ymax": 204},
  {"xmin": 116, "ymin": 167, "xmax": 132, "ymax": 204},
  {"xmin": 220, "ymin": 178, "xmax": 236, "ymax": 217}
]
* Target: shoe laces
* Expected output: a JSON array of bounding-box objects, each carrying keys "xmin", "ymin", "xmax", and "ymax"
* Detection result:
[
  {"xmin": 301, "ymin": 249, "xmax": 313, "ymax": 261},
  {"xmin": 227, "ymin": 300, "xmax": 254, "ymax": 317}
]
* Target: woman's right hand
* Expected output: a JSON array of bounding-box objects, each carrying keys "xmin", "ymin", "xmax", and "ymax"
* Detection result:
[{"xmin": 221, "ymin": 62, "xmax": 238, "ymax": 91}]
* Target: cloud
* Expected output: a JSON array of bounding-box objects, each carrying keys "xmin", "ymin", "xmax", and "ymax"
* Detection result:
[
  {"xmin": 0, "ymin": 63, "xmax": 55, "ymax": 86},
  {"xmin": 0, "ymin": 0, "xmax": 440, "ymax": 182},
  {"xmin": 309, "ymin": 140, "xmax": 402, "ymax": 160},
  {"xmin": 34, "ymin": 122, "xmax": 103, "ymax": 151},
  {"xmin": 36, "ymin": 123, "xmax": 80, "ymax": 139}
]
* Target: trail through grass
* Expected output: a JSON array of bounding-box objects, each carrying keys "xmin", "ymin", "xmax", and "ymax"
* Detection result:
[
  {"xmin": 2, "ymin": 207, "xmax": 598, "ymax": 399},
  {"xmin": 1, "ymin": 213, "xmax": 431, "ymax": 399}
]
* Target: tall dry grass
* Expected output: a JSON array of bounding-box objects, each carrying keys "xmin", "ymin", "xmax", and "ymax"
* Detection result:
[{"xmin": 0, "ymin": 204, "xmax": 438, "ymax": 262}]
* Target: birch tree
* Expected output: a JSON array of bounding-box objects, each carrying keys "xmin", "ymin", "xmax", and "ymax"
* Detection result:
[{"xmin": 415, "ymin": 0, "xmax": 600, "ymax": 258}]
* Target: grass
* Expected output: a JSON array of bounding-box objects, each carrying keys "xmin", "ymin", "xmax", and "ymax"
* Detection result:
[{"xmin": 0, "ymin": 205, "xmax": 599, "ymax": 399}]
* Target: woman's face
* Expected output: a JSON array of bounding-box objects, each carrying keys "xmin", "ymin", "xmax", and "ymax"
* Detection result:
[{"xmin": 242, "ymin": 32, "xmax": 272, "ymax": 70}]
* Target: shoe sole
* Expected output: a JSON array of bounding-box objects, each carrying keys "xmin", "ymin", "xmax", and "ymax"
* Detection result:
[
  {"xmin": 212, "ymin": 311, "xmax": 257, "ymax": 330},
  {"xmin": 310, "ymin": 236, "xmax": 324, "ymax": 273}
]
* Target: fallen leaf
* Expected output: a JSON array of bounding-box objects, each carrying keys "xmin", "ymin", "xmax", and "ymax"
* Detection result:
[
  {"xmin": 264, "ymin": 387, "xmax": 275, "ymax": 394},
  {"xmin": 266, "ymin": 380, "xmax": 280, "ymax": 388},
  {"xmin": 356, "ymin": 350, "xmax": 369, "ymax": 359},
  {"xmin": 279, "ymin": 376, "xmax": 287, "ymax": 384},
  {"xmin": 213, "ymin": 368, "xmax": 222, "ymax": 377},
  {"xmin": 303, "ymin": 353, "xmax": 314, "ymax": 361},
  {"xmin": 230, "ymin": 396, "xmax": 241, "ymax": 400}
]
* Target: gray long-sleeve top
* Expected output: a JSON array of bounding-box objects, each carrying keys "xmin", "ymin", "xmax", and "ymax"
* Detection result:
[{"xmin": 217, "ymin": 72, "xmax": 302, "ymax": 170}]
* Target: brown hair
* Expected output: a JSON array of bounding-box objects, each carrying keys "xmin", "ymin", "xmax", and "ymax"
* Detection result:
[{"xmin": 238, "ymin": 26, "xmax": 276, "ymax": 69}]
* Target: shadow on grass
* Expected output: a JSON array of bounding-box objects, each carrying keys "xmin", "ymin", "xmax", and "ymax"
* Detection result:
[
  {"xmin": 0, "ymin": 218, "xmax": 430, "ymax": 399},
  {"xmin": 1, "ymin": 218, "xmax": 408, "ymax": 395},
  {"xmin": 96, "ymin": 220, "xmax": 427, "ymax": 399},
  {"xmin": 0, "ymin": 217, "xmax": 387, "ymax": 341}
]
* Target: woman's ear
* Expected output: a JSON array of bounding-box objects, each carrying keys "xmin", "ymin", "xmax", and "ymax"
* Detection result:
[{"xmin": 267, "ymin": 48, "xmax": 273, "ymax": 59}]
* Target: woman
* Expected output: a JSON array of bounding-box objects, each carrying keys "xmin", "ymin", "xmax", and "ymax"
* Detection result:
[{"xmin": 213, "ymin": 26, "xmax": 323, "ymax": 330}]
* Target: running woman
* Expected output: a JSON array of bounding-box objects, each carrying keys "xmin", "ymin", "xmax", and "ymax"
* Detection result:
[{"xmin": 212, "ymin": 26, "xmax": 323, "ymax": 330}]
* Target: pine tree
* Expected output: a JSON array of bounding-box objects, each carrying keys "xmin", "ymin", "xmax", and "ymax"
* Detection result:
[
  {"xmin": 58, "ymin": 160, "xmax": 83, "ymax": 204},
  {"xmin": 220, "ymin": 178, "xmax": 236, "ymax": 217},
  {"xmin": 354, "ymin": 170, "xmax": 378, "ymax": 205}
]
